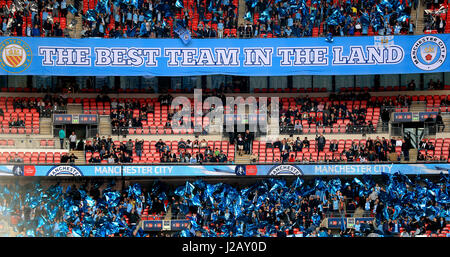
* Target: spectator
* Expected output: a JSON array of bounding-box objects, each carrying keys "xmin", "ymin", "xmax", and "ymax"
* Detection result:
[
  {"xmin": 59, "ymin": 128, "xmax": 66, "ymax": 149},
  {"xmin": 316, "ymin": 134, "xmax": 326, "ymax": 152},
  {"xmin": 436, "ymin": 113, "xmax": 445, "ymax": 132},
  {"xmin": 60, "ymin": 153, "xmax": 69, "ymax": 163},
  {"xmin": 69, "ymin": 132, "xmax": 77, "ymax": 151},
  {"xmin": 135, "ymin": 139, "xmax": 144, "ymax": 159},
  {"xmin": 68, "ymin": 153, "xmax": 78, "ymax": 164}
]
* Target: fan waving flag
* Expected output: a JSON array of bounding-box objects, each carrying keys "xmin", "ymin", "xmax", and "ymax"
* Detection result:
[{"xmin": 174, "ymin": 22, "xmax": 192, "ymax": 45}]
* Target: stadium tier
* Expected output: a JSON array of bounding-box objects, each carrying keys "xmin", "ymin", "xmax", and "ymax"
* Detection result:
[
  {"xmin": 0, "ymin": 90, "xmax": 448, "ymax": 165},
  {"xmin": 0, "ymin": 0, "xmax": 449, "ymax": 38},
  {"xmin": 84, "ymin": 139, "xmax": 234, "ymax": 164},
  {"xmin": 0, "ymin": 175, "xmax": 448, "ymax": 237}
]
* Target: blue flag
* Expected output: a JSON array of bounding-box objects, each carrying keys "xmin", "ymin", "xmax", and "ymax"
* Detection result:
[
  {"xmin": 130, "ymin": 0, "xmax": 138, "ymax": 8},
  {"xmin": 67, "ymin": 4, "xmax": 78, "ymax": 14},
  {"xmin": 176, "ymin": 0, "xmax": 184, "ymax": 8}
]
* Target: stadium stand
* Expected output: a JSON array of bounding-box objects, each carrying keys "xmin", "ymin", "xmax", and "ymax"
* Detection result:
[
  {"xmin": 252, "ymin": 136, "xmax": 447, "ymax": 163},
  {"xmin": 0, "ymin": 88, "xmax": 448, "ymax": 165},
  {"xmin": 1, "ymin": 0, "xmax": 449, "ymax": 38},
  {"xmin": 0, "ymin": 0, "xmax": 68, "ymax": 37},
  {"xmin": 84, "ymin": 138, "xmax": 234, "ymax": 164},
  {"xmin": 70, "ymin": 93, "xmax": 422, "ymax": 136},
  {"xmin": 0, "ymin": 150, "xmax": 66, "ymax": 164},
  {"xmin": 0, "ymin": 175, "xmax": 448, "ymax": 237}
]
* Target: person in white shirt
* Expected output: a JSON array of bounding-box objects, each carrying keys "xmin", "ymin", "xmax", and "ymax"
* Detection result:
[
  {"xmin": 69, "ymin": 132, "xmax": 77, "ymax": 150},
  {"xmin": 396, "ymin": 137, "xmax": 403, "ymax": 147},
  {"xmin": 107, "ymin": 155, "xmax": 115, "ymax": 164}
]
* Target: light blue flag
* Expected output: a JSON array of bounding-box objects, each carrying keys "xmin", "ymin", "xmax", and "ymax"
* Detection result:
[
  {"xmin": 72, "ymin": 227, "xmax": 82, "ymax": 237},
  {"xmin": 67, "ymin": 4, "xmax": 77, "ymax": 14},
  {"xmin": 176, "ymin": 0, "xmax": 184, "ymax": 8},
  {"xmin": 244, "ymin": 12, "xmax": 252, "ymax": 22}
]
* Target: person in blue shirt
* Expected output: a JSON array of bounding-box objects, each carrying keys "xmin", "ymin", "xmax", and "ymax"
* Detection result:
[
  {"xmin": 409, "ymin": 20, "xmax": 415, "ymax": 34},
  {"xmin": 2, "ymin": 20, "xmax": 7, "ymax": 33},
  {"xmin": 287, "ymin": 16, "xmax": 293, "ymax": 28},
  {"xmin": 138, "ymin": 11, "xmax": 145, "ymax": 24},
  {"xmin": 139, "ymin": 22, "xmax": 148, "ymax": 37},
  {"xmin": 132, "ymin": 10, "xmax": 138, "ymax": 26},
  {"xmin": 394, "ymin": 22, "xmax": 401, "ymax": 35},
  {"xmin": 99, "ymin": 22, "xmax": 105, "ymax": 37},
  {"xmin": 61, "ymin": 0, "xmax": 67, "ymax": 16},
  {"xmin": 126, "ymin": 9, "xmax": 133, "ymax": 28},
  {"xmin": 114, "ymin": 12, "xmax": 121, "ymax": 28},
  {"xmin": 285, "ymin": 26, "xmax": 292, "ymax": 36},
  {"xmin": 42, "ymin": 9, "xmax": 48, "ymax": 22},
  {"xmin": 31, "ymin": 24, "xmax": 41, "ymax": 37},
  {"xmin": 127, "ymin": 25, "xmax": 136, "ymax": 38}
]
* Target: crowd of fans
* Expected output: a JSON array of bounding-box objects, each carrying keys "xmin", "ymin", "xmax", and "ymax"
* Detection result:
[
  {"xmin": 85, "ymin": 136, "xmax": 230, "ymax": 164},
  {"xmin": 0, "ymin": 0, "xmax": 69, "ymax": 37},
  {"xmin": 80, "ymin": 0, "xmax": 238, "ymax": 38},
  {"xmin": 0, "ymin": 174, "xmax": 448, "ymax": 237},
  {"xmin": 156, "ymin": 138, "xmax": 230, "ymax": 163},
  {"xmin": 260, "ymin": 134, "xmax": 418, "ymax": 163},
  {"xmin": 6, "ymin": 0, "xmax": 450, "ymax": 38},
  {"xmin": 86, "ymin": 135, "xmax": 135, "ymax": 163},
  {"xmin": 417, "ymin": 138, "xmax": 443, "ymax": 161},
  {"xmin": 10, "ymin": 94, "xmax": 68, "ymax": 118},
  {"xmin": 109, "ymin": 94, "xmax": 175, "ymax": 135},
  {"xmin": 242, "ymin": 0, "xmax": 415, "ymax": 38},
  {"xmin": 108, "ymin": 93, "xmax": 228, "ymax": 135},
  {"xmin": 0, "ymin": 181, "xmax": 159, "ymax": 237},
  {"xmin": 279, "ymin": 93, "xmax": 410, "ymax": 135},
  {"xmin": 423, "ymin": 0, "xmax": 447, "ymax": 33}
]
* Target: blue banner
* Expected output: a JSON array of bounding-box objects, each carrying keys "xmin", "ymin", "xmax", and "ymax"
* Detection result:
[
  {"xmin": 327, "ymin": 217, "xmax": 374, "ymax": 229},
  {"xmin": 253, "ymin": 163, "xmax": 450, "ymax": 176},
  {"xmin": 121, "ymin": 165, "xmax": 237, "ymax": 176},
  {"xmin": 0, "ymin": 165, "xmax": 121, "ymax": 176},
  {"xmin": 142, "ymin": 220, "xmax": 189, "ymax": 231},
  {"xmin": 393, "ymin": 112, "xmax": 438, "ymax": 122},
  {"xmin": 1, "ymin": 163, "xmax": 448, "ymax": 176},
  {"xmin": 0, "ymin": 35, "xmax": 448, "ymax": 76},
  {"xmin": 53, "ymin": 114, "xmax": 98, "ymax": 124}
]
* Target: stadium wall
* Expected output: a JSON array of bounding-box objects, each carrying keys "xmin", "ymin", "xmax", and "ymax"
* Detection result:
[{"xmin": 0, "ymin": 163, "xmax": 448, "ymax": 177}]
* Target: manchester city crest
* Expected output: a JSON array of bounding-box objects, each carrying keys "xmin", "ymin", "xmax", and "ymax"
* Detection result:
[
  {"xmin": 0, "ymin": 38, "xmax": 32, "ymax": 73},
  {"xmin": 411, "ymin": 36, "xmax": 446, "ymax": 71}
]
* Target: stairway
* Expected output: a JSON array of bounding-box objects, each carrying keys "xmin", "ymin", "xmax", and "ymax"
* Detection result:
[
  {"xmin": 376, "ymin": 116, "xmax": 387, "ymax": 134},
  {"xmin": 415, "ymin": 1, "xmax": 425, "ymax": 34},
  {"xmin": 64, "ymin": 0, "xmax": 84, "ymax": 38},
  {"xmin": 164, "ymin": 206, "xmax": 172, "ymax": 220},
  {"xmin": 234, "ymin": 153, "xmax": 251, "ymax": 164},
  {"xmin": 39, "ymin": 117, "xmax": 53, "ymax": 135},
  {"xmin": 69, "ymin": 150, "xmax": 86, "ymax": 164},
  {"xmin": 441, "ymin": 114, "xmax": 450, "ymax": 133},
  {"xmin": 409, "ymin": 102, "xmax": 426, "ymax": 112},
  {"xmin": 72, "ymin": 15, "xmax": 83, "ymax": 38},
  {"xmin": 67, "ymin": 103, "xmax": 83, "ymax": 114},
  {"xmin": 408, "ymin": 149, "xmax": 418, "ymax": 163},
  {"xmin": 238, "ymin": 0, "xmax": 247, "ymax": 27},
  {"xmin": 99, "ymin": 116, "xmax": 112, "ymax": 136}
]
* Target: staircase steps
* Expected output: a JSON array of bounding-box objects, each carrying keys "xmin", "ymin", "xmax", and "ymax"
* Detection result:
[{"xmin": 69, "ymin": 150, "xmax": 86, "ymax": 164}]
